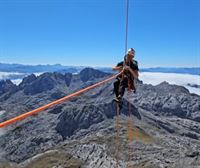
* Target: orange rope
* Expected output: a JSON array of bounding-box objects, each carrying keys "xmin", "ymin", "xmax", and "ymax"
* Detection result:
[
  {"xmin": 115, "ymin": 103, "xmax": 120, "ymax": 168},
  {"xmin": 0, "ymin": 72, "xmax": 122, "ymax": 128},
  {"xmin": 124, "ymin": 0, "xmax": 132, "ymax": 166},
  {"xmin": 127, "ymin": 84, "xmax": 133, "ymax": 168}
]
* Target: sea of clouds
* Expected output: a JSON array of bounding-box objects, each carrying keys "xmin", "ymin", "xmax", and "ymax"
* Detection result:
[
  {"xmin": 139, "ymin": 72, "xmax": 200, "ymax": 95},
  {"xmin": 0, "ymin": 72, "xmax": 43, "ymax": 85}
]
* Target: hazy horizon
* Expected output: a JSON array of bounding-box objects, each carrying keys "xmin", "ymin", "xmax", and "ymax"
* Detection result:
[{"xmin": 0, "ymin": 62, "xmax": 200, "ymax": 69}]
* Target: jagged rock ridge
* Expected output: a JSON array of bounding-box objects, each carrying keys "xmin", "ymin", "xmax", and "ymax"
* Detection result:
[{"xmin": 0, "ymin": 68, "xmax": 199, "ymax": 168}]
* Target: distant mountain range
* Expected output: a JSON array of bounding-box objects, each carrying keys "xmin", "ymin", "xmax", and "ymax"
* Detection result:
[
  {"xmin": 0, "ymin": 63, "xmax": 199, "ymax": 75},
  {"xmin": 0, "ymin": 63, "xmax": 82, "ymax": 74},
  {"xmin": 140, "ymin": 67, "xmax": 200, "ymax": 75}
]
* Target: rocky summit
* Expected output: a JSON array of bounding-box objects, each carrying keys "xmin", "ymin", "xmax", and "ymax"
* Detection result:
[{"xmin": 0, "ymin": 68, "xmax": 199, "ymax": 168}]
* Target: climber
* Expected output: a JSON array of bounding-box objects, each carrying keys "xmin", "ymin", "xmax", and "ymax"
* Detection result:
[{"xmin": 112, "ymin": 48, "xmax": 139, "ymax": 104}]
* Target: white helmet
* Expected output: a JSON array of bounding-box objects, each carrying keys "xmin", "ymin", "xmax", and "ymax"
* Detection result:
[{"xmin": 127, "ymin": 48, "xmax": 135, "ymax": 55}]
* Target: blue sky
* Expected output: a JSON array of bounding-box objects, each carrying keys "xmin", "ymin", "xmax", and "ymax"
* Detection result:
[{"xmin": 0, "ymin": 0, "xmax": 199, "ymax": 68}]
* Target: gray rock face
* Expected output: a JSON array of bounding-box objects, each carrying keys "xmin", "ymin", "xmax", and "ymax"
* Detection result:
[
  {"xmin": 56, "ymin": 104, "xmax": 107, "ymax": 138},
  {"xmin": 52, "ymin": 72, "xmax": 72, "ymax": 87},
  {"xmin": 19, "ymin": 74, "xmax": 37, "ymax": 89},
  {"xmin": 50, "ymin": 91, "xmax": 65, "ymax": 100},
  {"xmin": 0, "ymin": 80, "xmax": 17, "ymax": 96},
  {"xmin": 22, "ymin": 72, "xmax": 72, "ymax": 95},
  {"xmin": 23, "ymin": 76, "xmax": 55, "ymax": 95},
  {"xmin": 79, "ymin": 67, "xmax": 109, "ymax": 82},
  {"xmin": 161, "ymin": 96, "xmax": 183, "ymax": 116},
  {"xmin": 136, "ymin": 82, "xmax": 199, "ymax": 120},
  {"xmin": 56, "ymin": 99, "xmax": 141, "ymax": 139},
  {"xmin": 0, "ymin": 68, "xmax": 200, "ymax": 168},
  {"xmin": 156, "ymin": 81, "xmax": 189, "ymax": 94},
  {"xmin": 0, "ymin": 80, "xmax": 18, "ymax": 101},
  {"xmin": 191, "ymin": 111, "xmax": 200, "ymax": 122},
  {"xmin": 0, "ymin": 114, "xmax": 63, "ymax": 163},
  {"xmin": 63, "ymin": 73, "xmax": 73, "ymax": 86}
]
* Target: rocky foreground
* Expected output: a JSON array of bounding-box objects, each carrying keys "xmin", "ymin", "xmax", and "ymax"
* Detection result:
[{"xmin": 0, "ymin": 68, "xmax": 199, "ymax": 168}]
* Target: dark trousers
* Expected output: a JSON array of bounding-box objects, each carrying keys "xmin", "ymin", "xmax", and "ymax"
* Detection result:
[
  {"xmin": 113, "ymin": 79, "xmax": 120, "ymax": 98},
  {"xmin": 113, "ymin": 78, "xmax": 128, "ymax": 97},
  {"xmin": 114, "ymin": 77, "xmax": 134, "ymax": 98}
]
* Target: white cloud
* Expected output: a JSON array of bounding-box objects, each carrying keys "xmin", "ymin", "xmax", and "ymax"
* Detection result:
[
  {"xmin": 0, "ymin": 72, "xmax": 45, "ymax": 85},
  {"xmin": 0, "ymin": 72, "xmax": 25, "ymax": 85},
  {"xmin": 34, "ymin": 72, "xmax": 44, "ymax": 77},
  {"xmin": 0, "ymin": 72, "xmax": 24, "ymax": 80},
  {"xmin": 11, "ymin": 72, "xmax": 44, "ymax": 85},
  {"xmin": 11, "ymin": 79, "xmax": 23, "ymax": 85},
  {"xmin": 139, "ymin": 72, "xmax": 200, "ymax": 95}
]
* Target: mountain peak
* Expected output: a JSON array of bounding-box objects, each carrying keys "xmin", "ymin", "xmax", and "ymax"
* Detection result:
[
  {"xmin": 156, "ymin": 81, "xmax": 189, "ymax": 94},
  {"xmin": 0, "ymin": 80, "xmax": 17, "ymax": 96},
  {"xmin": 21, "ymin": 72, "xmax": 72, "ymax": 95},
  {"xmin": 79, "ymin": 68, "xmax": 110, "ymax": 82},
  {"xmin": 19, "ymin": 74, "xmax": 37, "ymax": 88}
]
